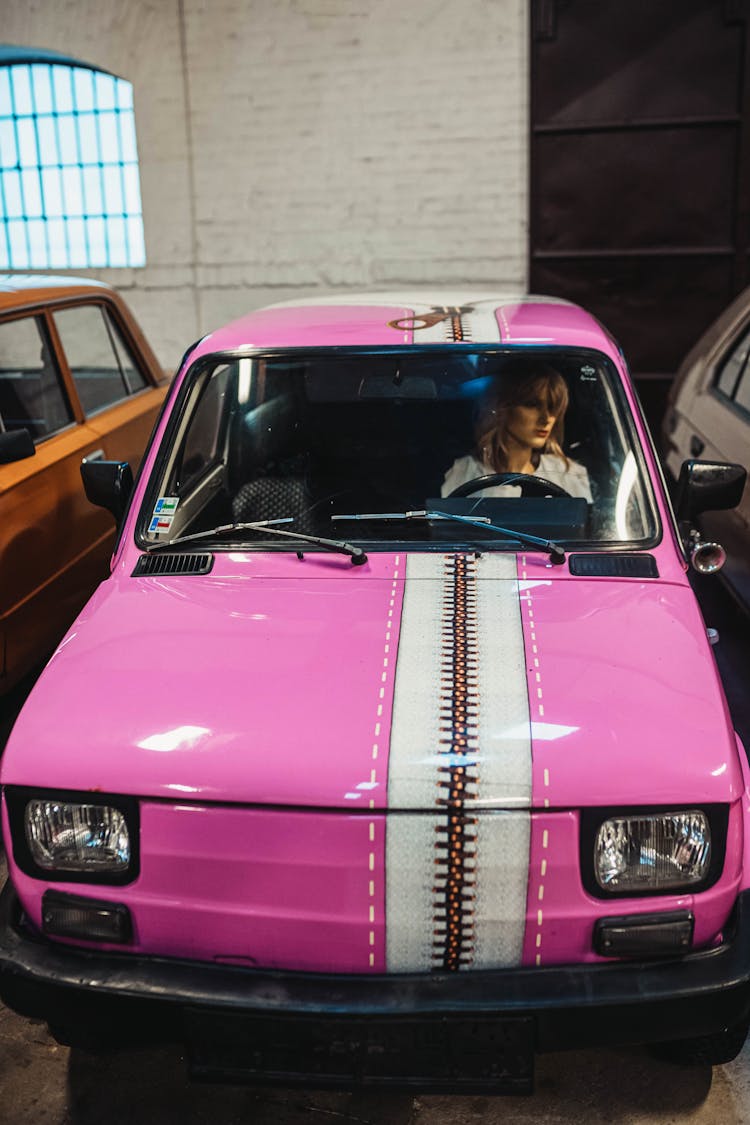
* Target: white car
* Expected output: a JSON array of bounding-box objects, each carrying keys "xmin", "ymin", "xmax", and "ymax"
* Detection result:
[{"xmin": 662, "ymin": 286, "xmax": 750, "ymax": 610}]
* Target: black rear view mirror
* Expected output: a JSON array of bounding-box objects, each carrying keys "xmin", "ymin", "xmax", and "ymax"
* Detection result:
[
  {"xmin": 81, "ymin": 459, "xmax": 134, "ymax": 526},
  {"xmin": 674, "ymin": 460, "xmax": 747, "ymax": 523},
  {"xmin": 0, "ymin": 428, "xmax": 35, "ymax": 464}
]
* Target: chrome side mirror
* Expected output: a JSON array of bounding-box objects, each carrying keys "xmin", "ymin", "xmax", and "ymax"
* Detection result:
[
  {"xmin": 689, "ymin": 534, "xmax": 726, "ymax": 575},
  {"xmin": 675, "ymin": 461, "xmax": 747, "ymax": 575}
]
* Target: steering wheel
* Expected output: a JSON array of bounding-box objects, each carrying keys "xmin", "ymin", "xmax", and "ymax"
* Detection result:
[{"xmin": 447, "ymin": 472, "xmax": 572, "ymax": 499}]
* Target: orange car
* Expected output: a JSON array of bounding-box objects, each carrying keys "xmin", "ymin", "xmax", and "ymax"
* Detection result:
[{"xmin": 0, "ymin": 276, "xmax": 169, "ymax": 694}]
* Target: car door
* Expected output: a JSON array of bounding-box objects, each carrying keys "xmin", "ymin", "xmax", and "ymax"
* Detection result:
[
  {"xmin": 0, "ymin": 310, "xmax": 104, "ymax": 688},
  {"xmin": 48, "ymin": 298, "xmax": 168, "ymax": 567},
  {"xmin": 0, "ymin": 296, "xmax": 168, "ymax": 692}
]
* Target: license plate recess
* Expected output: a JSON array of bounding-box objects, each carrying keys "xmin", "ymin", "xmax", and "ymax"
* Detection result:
[{"xmin": 187, "ymin": 1010, "xmax": 534, "ymax": 1093}]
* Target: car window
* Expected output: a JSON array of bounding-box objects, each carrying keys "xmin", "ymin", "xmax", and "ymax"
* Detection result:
[
  {"xmin": 53, "ymin": 304, "xmax": 147, "ymax": 416},
  {"xmin": 144, "ymin": 350, "xmax": 658, "ymax": 549},
  {"xmin": 0, "ymin": 315, "xmax": 73, "ymax": 439},
  {"xmin": 715, "ymin": 327, "xmax": 750, "ymax": 404},
  {"xmin": 173, "ymin": 362, "xmax": 232, "ymax": 492},
  {"xmin": 734, "ymin": 364, "xmax": 750, "ymax": 415}
]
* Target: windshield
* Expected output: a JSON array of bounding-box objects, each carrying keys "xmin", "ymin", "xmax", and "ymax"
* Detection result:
[{"xmin": 139, "ymin": 348, "xmax": 658, "ymax": 551}]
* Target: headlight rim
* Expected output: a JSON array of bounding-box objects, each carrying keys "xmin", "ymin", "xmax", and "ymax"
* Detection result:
[
  {"xmin": 580, "ymin": 804, "xmax": 729, "ymax": 900},
  {"xmin": 4, "ymin": 785, "xmax": 140, "ymax": 886}
]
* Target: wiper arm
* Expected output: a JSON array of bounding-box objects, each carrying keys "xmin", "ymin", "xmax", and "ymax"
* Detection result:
[
  {"xmin": 333, "ymin": 510, "xmax": 565, "ymax": 565},
  {"xmin": 145, "ymin": 518, "xmax": 368, "ymax": 566}
]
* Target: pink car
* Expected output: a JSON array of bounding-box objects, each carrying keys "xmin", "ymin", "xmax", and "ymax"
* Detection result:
[{"xmin": 1, "ymin": 294, "xmax": 749, "ymax": 1093}]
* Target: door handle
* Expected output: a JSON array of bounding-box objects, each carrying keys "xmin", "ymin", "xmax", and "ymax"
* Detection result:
[
  {"xmin": 82, "ymin": 448, "xmax": 105, "ymax": 463},
  {"xmin": 690, "ymin": 435, "xmax": 705, "ymax": 458}
]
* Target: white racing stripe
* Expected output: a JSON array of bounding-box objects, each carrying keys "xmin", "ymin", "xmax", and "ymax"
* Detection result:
[
  {"xmin": 386, "ymin": 553, "xmax": 531, "ymax": 972},
  {"xmin": 264, "ymin": 293, "xmax": 508, "ymax": 343}
]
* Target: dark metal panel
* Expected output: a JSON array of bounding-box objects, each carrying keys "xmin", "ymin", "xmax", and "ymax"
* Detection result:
[
  {"xmin": 534, "ymin": 127, "xmax": 736, "ymax": 253},
  {"xmin": 532, "ymin": 1, "xmax": 744, "ymax": 125},
  {"xmin": 529, "ymin": 0, "xmax": 750, "ymax": 427}
]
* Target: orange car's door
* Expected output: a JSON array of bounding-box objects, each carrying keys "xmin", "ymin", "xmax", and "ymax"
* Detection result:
[
  {"xmin": 49, "ymin": 300, "xmax": 169, "ymax": 569},
  {"xmin": 0, "ymin": 312, "xmax": 109, "ymax": 689},
  {"xmin": 1, "ymin": 298, "xmax": 167, "ymax": 693}
]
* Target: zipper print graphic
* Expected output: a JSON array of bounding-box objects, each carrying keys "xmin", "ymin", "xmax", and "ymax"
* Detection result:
[
  {"xmin": 387, "ymin": 305, "xmax": 475, "ymax": 340},
  {"xmin": 433, "ymin": 554, "xmax": 479, "ymax": 970}
]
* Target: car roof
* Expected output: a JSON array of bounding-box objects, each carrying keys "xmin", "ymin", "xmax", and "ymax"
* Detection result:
[
  {"xmin": 190, "ymin": 291, "xmax": 622, "ymax": 364},
  {"xmin": 0, "ymin": 274, "xmax": 111, "ymax": 312}
]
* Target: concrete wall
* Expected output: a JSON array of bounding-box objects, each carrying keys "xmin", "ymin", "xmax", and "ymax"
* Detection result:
[{"xmin": 2, "ymin": 0, "xmax": 528, "ymax": 369}]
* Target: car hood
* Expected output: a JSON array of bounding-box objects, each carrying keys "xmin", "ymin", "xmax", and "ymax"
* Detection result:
[{"xmin": 2, "ymin": 551, "xmax": 741, "ymax": 810}]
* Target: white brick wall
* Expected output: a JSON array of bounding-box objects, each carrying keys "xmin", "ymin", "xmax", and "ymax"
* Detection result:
[{"xmin": 2, "ymin": 0, "xmax": 528, "ymax": 367}]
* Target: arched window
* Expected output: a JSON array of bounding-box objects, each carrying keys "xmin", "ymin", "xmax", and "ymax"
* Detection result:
[{"xmin": 0, "ymin": 46, "xmax": 145, "ymax": 269}]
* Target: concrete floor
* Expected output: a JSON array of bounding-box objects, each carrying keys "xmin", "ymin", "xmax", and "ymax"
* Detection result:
[
  {"xmin": 2, "ymin": 998, "xmax": 750, "ymax": 1124},
  {"xmin": 1, "ymin": 571, "xmax": 749, "ymax": 1121}
]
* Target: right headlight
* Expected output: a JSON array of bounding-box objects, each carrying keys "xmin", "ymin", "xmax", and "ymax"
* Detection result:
[{"xmin": 593, "ymin": 810, "xmax": 711, "ymax": 893}]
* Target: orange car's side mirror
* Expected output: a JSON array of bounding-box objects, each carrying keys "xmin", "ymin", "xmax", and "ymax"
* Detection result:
[{"xmin": 0, "ymin": 428, "xmax": 35, "ymax": 464}]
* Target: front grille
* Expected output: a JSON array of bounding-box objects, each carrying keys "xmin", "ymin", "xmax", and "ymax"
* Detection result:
[
  {"xmin": 132, "ymin": 553, "xmax": 214, "ymax": 577},
  {"xmin": 568, "ymin": 554, "xmax": 659, "ymax": 578}
]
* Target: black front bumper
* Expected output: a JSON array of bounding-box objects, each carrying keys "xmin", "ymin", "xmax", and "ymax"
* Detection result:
[{"xmin": 1, "ymin": 879, "xmax": 750, "ymax": 1091}]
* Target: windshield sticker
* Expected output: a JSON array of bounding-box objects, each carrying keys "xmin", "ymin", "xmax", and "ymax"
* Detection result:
[
  {"xmin": 149, "ymin": 515, "xmax": 174, "ymax": 534},
  {"xmin": 154, "ymin": 496, "xmax": 180, "ymax": 516}
]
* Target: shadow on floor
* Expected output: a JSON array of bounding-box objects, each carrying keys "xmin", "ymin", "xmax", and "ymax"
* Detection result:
[{"xmin": 56, "ymin": 1039, "xmax": 718, "ymax": 1125}]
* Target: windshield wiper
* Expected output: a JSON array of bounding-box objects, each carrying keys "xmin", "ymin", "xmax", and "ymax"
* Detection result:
[
  {"xmin": 145, "ymin": 518, "xmax": 368, "ymax": 566},
  {"xmin": 332, "ymin": 510, "xmax": 565, "ymax": 564}
]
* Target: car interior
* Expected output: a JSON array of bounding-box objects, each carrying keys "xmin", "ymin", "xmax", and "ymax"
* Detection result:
[{"xmin": 148, "ymin": 351, "xmax": 656, "ymax": 547}]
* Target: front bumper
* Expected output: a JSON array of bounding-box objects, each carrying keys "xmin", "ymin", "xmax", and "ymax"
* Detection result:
[{"xmin": 1, "ymin": 879, "xmax": 750, "ymax": 1092}]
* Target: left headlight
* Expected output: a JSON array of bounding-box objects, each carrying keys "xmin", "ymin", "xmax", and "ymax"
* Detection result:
[
  {"xmin": 25, "ymin": 800, "xmax": 131, "ymax": 874},
  {"xmin": 4, "ymin": 787, "xmax": 139, "ymax": 884},
  {"xmin": 593, "ymin": 810, "xmax": 711, "ymax": 893}
]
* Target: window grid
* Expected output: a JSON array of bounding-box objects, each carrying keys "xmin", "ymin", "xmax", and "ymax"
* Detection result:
[{"xmin": 0, "ymin": 61, "xmax": 145, "ymax": 269}]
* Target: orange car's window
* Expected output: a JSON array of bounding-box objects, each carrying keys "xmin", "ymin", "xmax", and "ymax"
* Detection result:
[
  {"xmin": 0, "ymin": 315, "xmax": 73, "ymax": 439},
  {"xmin": 108, "ymin": 314, "xmax": 147, "ymax": 394},
  {"xmin": 53, "ymin": 304, "xmax": 145, "ymax": 417}
]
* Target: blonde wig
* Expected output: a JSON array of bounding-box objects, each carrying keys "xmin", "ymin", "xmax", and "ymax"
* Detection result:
[{"xmin": 476, "ymin": 362, "xmax": 570, "ymax": 473}]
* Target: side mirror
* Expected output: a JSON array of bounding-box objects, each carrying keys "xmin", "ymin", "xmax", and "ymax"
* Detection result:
[
  {"xmin": 81, "ymin": 459, "xmax": 134, "ymax": 526},
  {"xmin": 0, "ymin": 428, "xmax": 35, "ymax": 464},
  {"xmin": 674, "ymin": 460, "xmax": 747, "ymax": 522}
]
